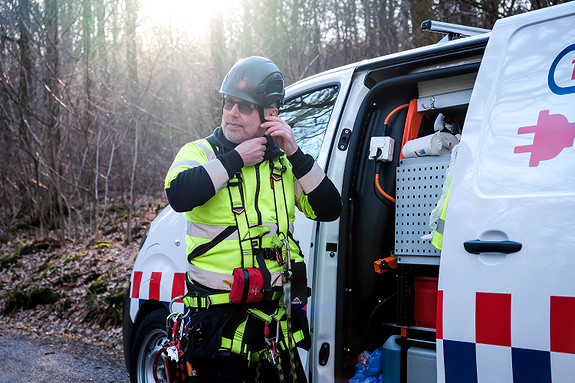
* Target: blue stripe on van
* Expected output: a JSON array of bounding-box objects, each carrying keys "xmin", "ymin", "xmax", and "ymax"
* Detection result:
[
  {"xmin": 512, "ymin": 348, "xmax": 551, "ymax": 383},
  {"xmin": 443, "ymin": 340, "xmax": 478, "ymax": 383}
]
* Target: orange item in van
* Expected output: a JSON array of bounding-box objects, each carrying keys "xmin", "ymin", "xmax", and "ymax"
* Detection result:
[{"xmin": 400, "ymin": 99, "xmax": 424, "ymax": 159}]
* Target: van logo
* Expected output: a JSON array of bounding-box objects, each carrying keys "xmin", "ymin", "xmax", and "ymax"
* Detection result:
[
  {"xmin": 514, "ymin": 110, "xmax": 575, "ymax": 167},
  {"xmin": 548, "ymin": 43, "xmax": 575, "ymax": 95}
]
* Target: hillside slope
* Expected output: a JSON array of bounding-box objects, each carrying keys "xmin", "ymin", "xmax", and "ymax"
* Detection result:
[{"xmin": 0, "ymin": 194, "xmax": 165, "ymax": 349}]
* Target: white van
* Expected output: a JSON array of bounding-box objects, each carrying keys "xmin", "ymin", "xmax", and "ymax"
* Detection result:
[{"xmin": 123, "ymin": 3, "xmax": 575, "ymax": 382}]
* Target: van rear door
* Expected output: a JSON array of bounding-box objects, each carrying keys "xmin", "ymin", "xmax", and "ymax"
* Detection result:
[{"xmin": 438, "ymin": 3, "xmax": 575, "ymax": 383}]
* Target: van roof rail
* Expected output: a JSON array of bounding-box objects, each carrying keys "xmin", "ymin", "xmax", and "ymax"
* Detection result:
[{"xmin": 421, "ymin": 20, "xmax": 490, "ymax": 41}]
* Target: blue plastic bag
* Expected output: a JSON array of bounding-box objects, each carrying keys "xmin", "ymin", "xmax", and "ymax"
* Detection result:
[{"xmin": 349, "ymin": 348, "xmax": 384, "ymax": 383}]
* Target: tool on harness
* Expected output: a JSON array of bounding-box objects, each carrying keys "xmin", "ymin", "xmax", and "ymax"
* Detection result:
[
  {"xmin": 165, "ymin": 315, "xmax": 185, "ymax": 363},
  {"xmin": 282, "ymin": 239, "xmax": 292, "ymax": 316},
  {"xmin": 251, "ymin": 239, "xmax": 302, "ymax": 382},
  {"xmin": 261, "ymin": 247, "xmax": 285, "ymax": 265},
  {"xmin": 263, "ymin": 321, "xmax": 281, "ymax": 364},
  {"xmin": 282, "ymin": 238, "xmax": 300, "ymax": 382},
  {"xmin": 153, "ymin": 296, "xmax": 190, "ymax": 383}
]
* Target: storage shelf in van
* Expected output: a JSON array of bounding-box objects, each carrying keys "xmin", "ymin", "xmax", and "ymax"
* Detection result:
[
  {"xmin": 417, "ymin": 72, "xmax": 476, "ymax": 111},
  {"xmin": 395, "ymin": 155, "xmax": 451, "ymax": 265},
  {"xmin": 417, "ymin": 89, "xmax": 472, "ymax": 112}
]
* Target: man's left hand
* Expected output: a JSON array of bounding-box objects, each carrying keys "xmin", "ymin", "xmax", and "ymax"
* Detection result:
[{"xmin": 261, "ymin": 116, "xmax": 298, "ymax": 156}]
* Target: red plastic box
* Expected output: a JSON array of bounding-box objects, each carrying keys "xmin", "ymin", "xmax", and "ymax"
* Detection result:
[{"xmin": 414, "ymin": 276, "xmax": 438, "ymax": 328}]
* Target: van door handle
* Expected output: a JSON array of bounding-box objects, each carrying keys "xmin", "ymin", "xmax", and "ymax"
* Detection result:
[{"xmin": 463, "ymin": 240, "xmax": 522, "ymax": 254}]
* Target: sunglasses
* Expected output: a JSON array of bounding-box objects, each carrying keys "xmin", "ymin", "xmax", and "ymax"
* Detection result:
[{"xmin": 223, "ymin": 98, "xmax": 258, "ymax": 115}]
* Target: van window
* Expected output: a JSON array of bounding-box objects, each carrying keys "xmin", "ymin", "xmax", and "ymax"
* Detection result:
[{"xmin": 280, "ymin": 85, "xmax": 339, "ymax": 160}]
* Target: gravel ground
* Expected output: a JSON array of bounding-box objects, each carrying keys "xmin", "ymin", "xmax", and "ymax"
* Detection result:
[{"xmin": 0, "ymin": 322, "xmax": 130, "ymax": 383}]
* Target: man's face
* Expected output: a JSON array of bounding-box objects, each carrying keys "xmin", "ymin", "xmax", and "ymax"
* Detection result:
[{"xmin": 221, "ymin": 96, "xmax": 277, "ymax": 144}]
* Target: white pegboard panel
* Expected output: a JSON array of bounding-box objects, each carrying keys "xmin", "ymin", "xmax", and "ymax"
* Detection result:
[{"xmin": 394, "ymin": 155, "xmax": 451, "ymax": 264}]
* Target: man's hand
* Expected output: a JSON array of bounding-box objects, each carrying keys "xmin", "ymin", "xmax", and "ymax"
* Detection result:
[
  {"xmin": 261, "ymin": 116, "xmax": 298, "ymax": 156},
  {"xmin": 235, "ymin": 137, "xmax": 267, "ymax": 166}
]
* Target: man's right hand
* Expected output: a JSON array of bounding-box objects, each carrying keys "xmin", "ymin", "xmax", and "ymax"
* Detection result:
[{"xmin": 235, "ymin": 137, "xmax": 267, "ymax": 166}]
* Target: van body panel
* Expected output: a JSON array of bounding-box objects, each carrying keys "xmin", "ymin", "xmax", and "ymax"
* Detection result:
[{"xmin": 439, "ymin": 3, "xmax": 575, "ymax": 383}]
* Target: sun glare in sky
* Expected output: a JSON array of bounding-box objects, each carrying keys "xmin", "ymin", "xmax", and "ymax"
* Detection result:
[{"xmin": 139, "ymin": 0, "xmax": 240, "ymax": 39}]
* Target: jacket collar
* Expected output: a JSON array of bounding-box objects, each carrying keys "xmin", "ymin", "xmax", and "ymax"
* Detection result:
[{"xmin": 212, "ymin": 127, "xmax": 283, "ymax": 160}]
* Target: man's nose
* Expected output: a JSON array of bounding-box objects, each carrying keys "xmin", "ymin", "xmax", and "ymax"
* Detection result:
[{"xmin": 230, "ymin": 103, "xmax": 241, "ymax": 115}]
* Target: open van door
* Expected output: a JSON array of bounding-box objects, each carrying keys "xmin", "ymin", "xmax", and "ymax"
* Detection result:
[{"xmin": 438, "ymin": 3, "xmax": 575, "ymax": 383}]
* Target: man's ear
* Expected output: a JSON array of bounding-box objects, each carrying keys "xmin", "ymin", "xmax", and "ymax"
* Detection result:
[{"xmin": 267, "ymin": 108, "xmax": 279, "ymax": 118}]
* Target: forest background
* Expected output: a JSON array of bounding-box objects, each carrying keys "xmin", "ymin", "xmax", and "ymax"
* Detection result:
[{"xmin": 0, "ymin": 0, "xmax": 568, "ymax": 345}]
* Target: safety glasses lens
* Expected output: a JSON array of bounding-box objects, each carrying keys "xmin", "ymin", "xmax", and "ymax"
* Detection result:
[{"xmin": 223, "ymin": 99, "xmax": 257, "ymax": 115}]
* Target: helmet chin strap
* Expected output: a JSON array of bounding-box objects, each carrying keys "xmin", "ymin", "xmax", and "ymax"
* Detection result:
[{"xmin": 258, "ymin": 106, "xmax": 266, "ymax": 124}]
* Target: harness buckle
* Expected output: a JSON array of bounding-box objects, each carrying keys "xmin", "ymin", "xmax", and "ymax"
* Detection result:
[
  {"xmin": 228, "ymin": 175, "xmax": 242, "ymax": 186},
  {"xmin": 275, "ymin": 248, "xmax": 284, "ymax": 266},
  {"xmin": 263, "ymin": 322, "xmax": 280, "ymax": 364}
]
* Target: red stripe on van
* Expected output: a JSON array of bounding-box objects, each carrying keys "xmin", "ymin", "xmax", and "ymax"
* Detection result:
[
  {"xmin": 172, "ymin": 273, "xmax": 186, "ymax": 302},
  {"xmin": 131, "ymin": 271, "xmax": 143, "ymax": 299},
  {"xmin": 149, "ymin": 272, "xmax": 162, "ymax": 300},
  {"xmin": 476, "ymin": 292, "xmax": 511, "ymax": 347},
  {"xmin": 436, "ymin": 290, "xmax": 443, "ymax": 339},
  {"xmin": 550, "ymin": 296, "xmax": 575, "ymax": 354}
]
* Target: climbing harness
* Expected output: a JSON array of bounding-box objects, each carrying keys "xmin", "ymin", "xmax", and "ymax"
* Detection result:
[
  {"xmin": 180, "ymin": 153, "xmax": 307, "ymax": 381},
  {"xmin": 153, "ymin": 297, "xmax": 190, "ymax": 383}
]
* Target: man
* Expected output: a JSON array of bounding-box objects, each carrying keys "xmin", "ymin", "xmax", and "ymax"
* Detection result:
[{"xmin": 165, "ymin": 56, "xmax": 341, "ymax": 382}]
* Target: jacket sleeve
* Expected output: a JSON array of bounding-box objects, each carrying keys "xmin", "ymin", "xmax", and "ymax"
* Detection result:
[
  {"xmin": 288, "ymin": 148, "xmax": 342, "ymax": 222},
  {"xmin": 164, "ymin": 142, "xmax": 243, "ymax": 212}
]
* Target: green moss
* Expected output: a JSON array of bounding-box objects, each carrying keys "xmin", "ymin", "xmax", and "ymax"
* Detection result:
[
  {"xmin": 85, "ymin": 284, "xmax": 127, "ymax": 327},
  {"xmin": 103, "ymin": 288, "xmax": 127, "ymax": 326},
  {"xmin": 13, "ymin": 218, "xmax": 33, "ymax": 231},
  {"xmin": 62, "ymin": 252, "xmax": 86, "ymax": 265},
  {"xmin": 39, "ymin": 257, "xmax": 57, "ymax": 274},
  {"xmin": 107, "ymin": 204, "xmax": 129, "ymax": 214},
  {"xmin": 53, "ymin": 298, "xmax": 73, "ymax": 318},
  {"xmin": 85, "ymin": 271, "xmax": 101, "ymax": 284},
  {"xmin": 88, "ymin": 275, "xmax": 108, "ymax": 294},
  {"xmin": 0, "ymin": 250, "xmax": 22, "ymax": 270},
  {"xmin": 56, "ymin": 273, "xmax": 74, "ymax": 285},
  {"xmin": 3, "ymin": 286, "xmax": 61, "ymax": 314},
  {"xmin": 19, "ymin": 239, "xmax": 60, "ymax": 255},
  {"xmin": 94, "ymin": 241, "xmax": 112, "ymax": 249},
  {"xmin": 1, "ymin": 240, "xmax": 61, "ymax": 271},
  {"xmin": 102, "ymin": 225, "xmax": 119, "ymax": 236}
]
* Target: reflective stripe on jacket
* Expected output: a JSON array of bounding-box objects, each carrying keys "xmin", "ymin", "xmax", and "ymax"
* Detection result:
[{"xmin": 431, "ymin": 188, "xmax": 450, "ymax": 250}]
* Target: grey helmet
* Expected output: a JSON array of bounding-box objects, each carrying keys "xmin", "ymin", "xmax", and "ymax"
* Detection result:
[{"xmin": 219, "ymin": 56, "xmax": 285, "ymax": 108}]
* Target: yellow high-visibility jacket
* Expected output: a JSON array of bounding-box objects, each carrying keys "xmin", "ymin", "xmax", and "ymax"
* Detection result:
[{"xmin": 165, "ymin": 128, "xmax": 341, "ymax": 291}]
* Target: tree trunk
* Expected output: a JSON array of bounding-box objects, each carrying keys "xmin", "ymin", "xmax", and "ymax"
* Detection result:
[
  {"xmin": 125, "ymin": 0, "xmax": 139, "ymax": 244},
  {"xmin": 408, "ymin": 0, "xmax": 439, "ymax": 47},
  {"xmin": 45, "ymin": 0, "xmax": 66, "ymax": 240}
]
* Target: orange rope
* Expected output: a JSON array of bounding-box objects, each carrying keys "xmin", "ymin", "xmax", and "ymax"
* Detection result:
[
  {"xmin": 375, "ymin": 173, "xmax": 396, "ymax": 203},
  {"xmin": 374, "ymin": 104, "xmax": 408, "ymax": 204},
  {"xmin": 384, "ymin": 103, "xmax": 409, "ymax": 124}
]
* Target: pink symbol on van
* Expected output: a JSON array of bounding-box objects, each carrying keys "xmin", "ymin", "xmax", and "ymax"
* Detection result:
[{"xmin": 514, "ymin": 110, "xmax": 575, "ymax": 167}]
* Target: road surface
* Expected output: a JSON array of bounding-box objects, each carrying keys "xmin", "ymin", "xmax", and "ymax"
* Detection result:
[{"xmin": 0, "ymin": 325, "xmax": 130, "ymax": 383}]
